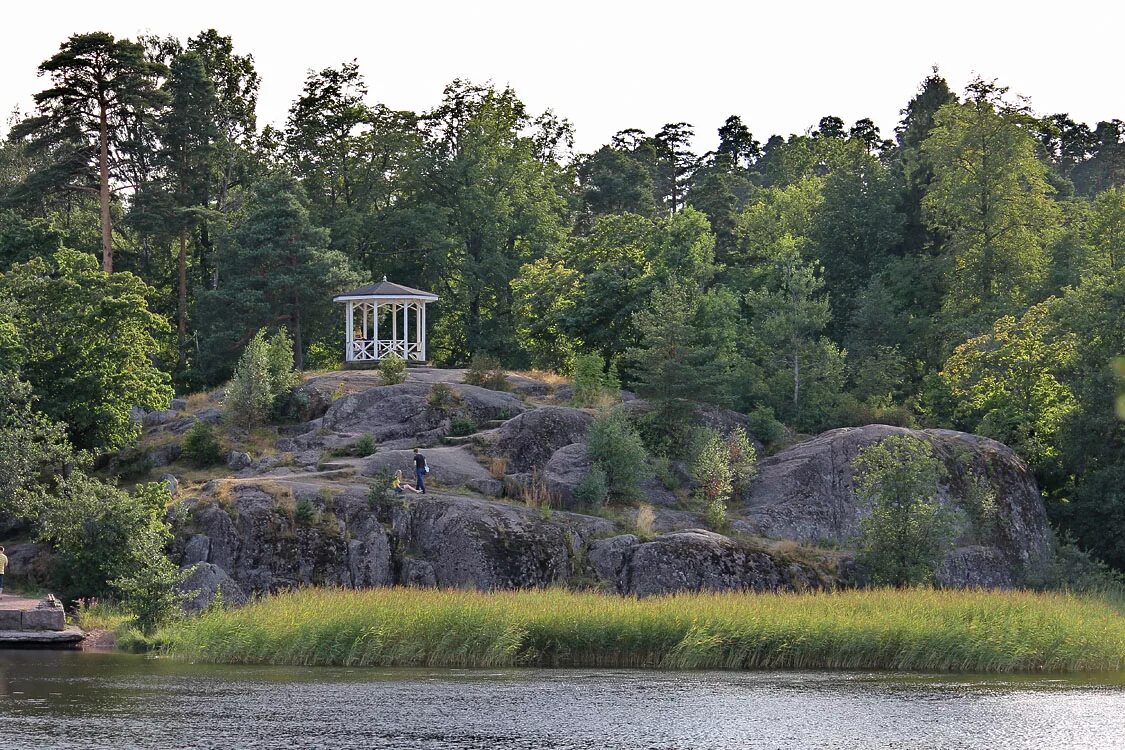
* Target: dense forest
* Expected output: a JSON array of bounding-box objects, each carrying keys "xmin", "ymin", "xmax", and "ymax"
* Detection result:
[{"xmin": 0, "ymin": 30, "xmax": 1122, "ymax": 578}]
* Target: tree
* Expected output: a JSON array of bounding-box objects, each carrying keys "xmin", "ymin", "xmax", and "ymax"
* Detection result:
[
  {"xmin": 895, "ymin": 69, "xmax": 957, "ymax": 253},
  {"xmin": 627, "ymin": 282, "xmax": 737, "ymax": 444},
  {"xmin": 744, "ymin": 237, "xmax": 841, "ymax": 428},
  {"xmin": 922, "ymin": 79, "xmax": 1061, "ymax": 339},
  {"xmin": 655, "ymin": 122, "xmax": 696, "ymax": 213},
  {"xmin": 224, "ymin": 328, "xmax": 300, "ymax": 431},
  {"xmin": 0, "ymin": 249, "xmax": 172, "ymax": 451},
  {"xmin": 586, "ymin": 409, "xmax": 650, "ymax": 502},
  {"xmin": 0, "ymin": 371, "xmax": 74, "ymax": 519},
  {"xmin": 1087, "ymin": 187, "xmax": 1125, "ymax": 277},
  {"xmin": 192, "ymin": 176, "xmax": 361, "ymax": 382},
  {"xmin": 853, "ymin": 435, "xmax": 953, "ymax": 586},
  {"xmin": 715, "ymin": 115, "xmax": 760, "ymax": 169},
  {"xmin": 940, "ymin": 302, "xmax": 1077, "ymax": 465},
  {"xmin": 8, "ymin": 32, "xmax": 167, "ymax": 272}
]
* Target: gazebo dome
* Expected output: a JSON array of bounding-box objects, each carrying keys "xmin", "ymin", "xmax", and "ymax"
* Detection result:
[{"xmin": 334, "ymin": 276, "xmax": 438, "ymax": 363}]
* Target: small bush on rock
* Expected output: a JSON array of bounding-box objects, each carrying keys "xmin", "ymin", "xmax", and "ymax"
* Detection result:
[
  {"xmin": 181, "ymin": 422, "xmax": 223, "ymax": 467},
  {"xmin": 449, "ymin": 415, "xmax": 477, "ymax": 436},
  {"xmin": 378, "ymin": 354, "xmax": 408, "ymax": 385},
  {"xmin": 226, "ymin": 328, "xmax": 301, "ymax": 431},
  {"xmin": 353, "ymin": 433, "xmax": 376, "ymax": 456},
  {"xmin": 465, "ymin": 354, "xmax": 509, "ymax": 391},
  {"xmin": 747, "ymin": 406, "xmax": 785, "ymax": 448},
  {"xmin": 294, "ymin": 499, "xmax": 316, "ymax": 526},
  {"xmin": 573, "ymin": 465, "xmax": 609, "ymax": 507},
  {"xmin": 587, "ymin": 409, "xmax": 650, "ymax": 503},
  {"xmin": 427, "ymin": 382, "xmax": 460, "ymax": 410},
  {"xmin": 571, "ymin": 353, "xmax": 619, "ymax": 408}
]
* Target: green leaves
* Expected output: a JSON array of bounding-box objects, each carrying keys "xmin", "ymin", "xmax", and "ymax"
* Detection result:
[{"xmin": 0, "ymin": 250, "xmax": 172, "ymax": 451}]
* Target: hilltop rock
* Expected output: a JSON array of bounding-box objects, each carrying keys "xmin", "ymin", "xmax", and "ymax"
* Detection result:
[
  {"xmin": 362, "ymin": 446, "xmax": 495, "ymax": 489},
  {"xmin": 741, "ymin": 424, "xmax": 1051, "ymax": 585},
  {"xmin": 178, "ymin": 562, "xmax": 248, "ymax": 612},
  {"xmin": 588, "ymin": 529, "xmax": 824, "ymax": 596},
  {"xmin": 495, "ymin": 406, "xmax": 593, "ymax": 472},
  {"xmin": 319, "ymin": 381, "xmax": 526, "ymax": 448}
]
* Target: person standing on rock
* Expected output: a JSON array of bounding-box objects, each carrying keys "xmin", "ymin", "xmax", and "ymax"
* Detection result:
[
  {"xmin": 413, "ymin": 448, "xmax": 429, "ymax": 494},
  {"xmin": 0, "ymin": 545, "xmax": 7, "ymax": 599}
]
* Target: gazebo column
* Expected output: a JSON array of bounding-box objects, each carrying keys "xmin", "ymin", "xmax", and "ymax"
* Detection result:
[
  {"xmin": 345, "ymin": 301, "xmax": 355, "ymax": 362},
  {"xmin": 402, "ymin": 301, "xmax": 409, "ymax": 358},
  {"xmin": 373, "ymin": 300, "xmax": 380, "ymax": 358},
  {"xmin": 421, "ymin": 303, "xmax": 427, "ymax": 362},
  {"xmin": 414, "ymin": 302, "xmax": 422, "ymax": 361}
]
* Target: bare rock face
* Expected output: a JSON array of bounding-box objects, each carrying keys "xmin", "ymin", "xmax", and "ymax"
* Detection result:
[
  {"xmin": 495, "ymin": 407, "xmax": 594, "ymax": 472},
  {"xmin": 362, "ymin": 446, "xmax": 494, "ymax": 488},
  {"xmin": 319, "ymin": 382, "xmax": 527, "ymax": 447},
  {"xmin": 178, "ymin": 562, "xmax": 248, "ymax": 612},
  {"xmin": 742, "ymin": 425, "xmax": 1051, "ymax": 585},
  {"xmin": 172, "ymin": 481, "xmax": 616, "ymax": 597},
  {"xmin": 588, "ymin": 530, "xmax": 824, "ymax": 596}
]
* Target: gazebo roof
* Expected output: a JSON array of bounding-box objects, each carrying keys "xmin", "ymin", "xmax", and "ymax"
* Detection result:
[{"xmin": 333, "ymin": 277, "xmax": 439, "ymax": 302}]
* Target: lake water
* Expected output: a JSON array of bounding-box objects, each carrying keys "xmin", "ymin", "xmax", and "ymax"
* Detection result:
[{"xmin": 1, "ymin": 651, "xmax": 1123, "ymax": 749}]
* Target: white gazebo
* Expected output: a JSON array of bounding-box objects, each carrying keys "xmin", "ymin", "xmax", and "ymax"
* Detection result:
[{"xmin": 334, "ymin": 277, "xmax": 439, "ymax": 363}]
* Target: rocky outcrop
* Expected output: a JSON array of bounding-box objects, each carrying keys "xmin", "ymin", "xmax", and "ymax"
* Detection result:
[
  {"xmin": 173, "ymin": 481, "xmax": 616, "ymax": 595},
  {"xmin": 178, "ymin": 562, "xmax": 248, "ymax": 612},
  {"xmin": 494, "ymin": 406, "xmax": 593, "ymax": 472},
  {"xmin": 741, "ymin": 424, "xmax": 1051, "ymax": 585},
  {"xmin": 588, "ymin": 530, "xmax": 825, "ymax": 596},
  {"xmin": 319, "ymin": 381, "xmax": 526, "ymax": 448},
  {"xmin": 362, "ymin": 446, "xmax": 500, "ymax": 495}
]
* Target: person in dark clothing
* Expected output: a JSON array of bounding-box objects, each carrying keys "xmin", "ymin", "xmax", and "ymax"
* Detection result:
[{"xmin": 413, "ymin": 448, "xmax": 428, "ymax": 493}]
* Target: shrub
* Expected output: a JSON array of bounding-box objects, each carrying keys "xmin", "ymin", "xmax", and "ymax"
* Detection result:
[
  {"xmin": 726, "ymin": 426, "xmax": 758, "ymax": 496},
  {"xmin": 181, "ymin": 421, "xmax": 223, "ymax": 467},
  {"xmin": 225, "ymin": 328, "xmax": 301, "ymax": 431},
  {"xmin": 587, "ymin": 409, "xmax": 650, "ymax": 503},
  {"xmin": 652, "ymin": 456, "xmax": 681, "ymax": 491},
  {"xmin": 465, "ymin": 354, "xmax": 509, "ymax": 391},
  {"xmin": 573, "ymin": 465, "xmax": 608, "ymax": 507},
  {"xmin": 294, "ymin": 499, "xmax": 316, "ymax": 526},
  {"xmin": 691, "ymin": 429, "xmax": 732, "ymax": 507},
  {"xmin": 449, "ymin": 415, "xmax": 477, "ymax": 437},
  {"xmin": 746, "ymin": 405, "xmax": 785, "ymax": 448},
  {"xmin": 368, "ymin": 468, "xmax": 395, "ymax": 508},
  {"xmin": 489, "ymin": 456, "xmax": 508, "ymax": 480},
  {"xmin": 378, "ymin": 354, "xmax": 408, "ymax": 385},
  {"xmin": 352, "ymin": 433, "xmax": 376, "ymax": 457},
  {"xmin": 571, "ymin": 353, "xmax": 618, "ymax": 407},
  {"xmin": 427, "ymin": 382, "xmax": 460, "ymax": 410},
  {"xmin": 853, "ymin": 435, "xmax": 954, "ymax": 586},
  {"xmin": 704, "ymin": 496, "xmax": 730, "ymax": 532}
]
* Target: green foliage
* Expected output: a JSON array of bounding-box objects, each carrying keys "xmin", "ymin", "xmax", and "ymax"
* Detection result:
[
  {"xmin": 923, "ymin": 79, "xmax": 1060, "ymax": 336},
  {"xmin": 0, "ymin": 250, "xmax": 173, "ymax": 451},
  {"xmin": 746, "ymin": 406, "xmax": 786, "ymax": 448},
  {"xmin": 304, "ymin": 340, "xmax": 342, "ymax": 371},
  {"xmin": 464, "ymin": 354, "xmax": 509, "ymax": 391},
  {"xmin": 368, "ymin": 467, "xmax": 396, "ymax": 508},
  {"xmin": 853, "ymin": 435, "xmax": 954, "ymax": 586},
  {"xmin": 0, "ymin": 371, "xmax": 73, "ymax": 519},
  {"xmin": 652, "ymin": 456, "xmax": 681, "ymax": 491},
  {"xmin": 36, "ymin": 476, "xmax": 179, "ymax": 606},
  {"xmin": 586, "ymin": 409, "xmax": 650, "ymax": 503},
  {"xmin": 427, "ymin": 382, "xmax": 460, "ymax": 410},
  {"xmin": 294, "ymin": 499, "xmax": 315, "ymax": 526},
  {"xmin": 573, "ymin": 465, "xmax": 609, "ymax": 507},
  {"xmin": 225, "ymin": 328, "xmax": 301, "ymax": 431},
  {"xmin": 449, "ymin": 415, "xmax": 477, "ymax": 437},
  {"xmin": 571, "ymin": 353, "xmax": 618, "ymax": 407},
  {"xmin": 181, "ymin": 421, "xmax": 224, "ymax": 467},
  {"xmin": 691, "ymin": 429, "xmax": 733, "ymax": 506},
  {"xmin": 347, "ymin": 433, "xmax": 376, "ymax": 457},
  {"xmin": 704, "ymin": 496, "xmax": 730, "ymax": 532},
  {"xmin": 378, "ymin": 354, "xmax": 408, "ymax": 385},
  {"xmin": 726, "ymin": 426, "xmax": 758, "ymax": 494}
]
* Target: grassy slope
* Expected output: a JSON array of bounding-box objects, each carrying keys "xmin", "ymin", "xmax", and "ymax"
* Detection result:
[{"xmin": 156, "ymin": 587, "xmax": 1125, "ymax": 673}]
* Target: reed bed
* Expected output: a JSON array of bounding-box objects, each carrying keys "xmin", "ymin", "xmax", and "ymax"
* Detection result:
[{"xmin": 156, "ymin": 587, "xmax": 1125, "ymax": 673}]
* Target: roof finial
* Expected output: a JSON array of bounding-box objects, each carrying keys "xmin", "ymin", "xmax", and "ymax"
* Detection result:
[{"xmin": 382, "ymin": 274, "xmax": 387, "ymax": 282}]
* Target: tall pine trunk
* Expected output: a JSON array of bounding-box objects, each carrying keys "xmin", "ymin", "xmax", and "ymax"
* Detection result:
[
  {"xmin": 177, "ymin": 228, "xmax": 188, "ymax": 366},
  {"xmin": 98, "ymin": 102, "xmax": 112, "ymax": 273}
]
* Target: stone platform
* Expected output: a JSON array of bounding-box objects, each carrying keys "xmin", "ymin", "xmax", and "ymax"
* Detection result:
[{"xmin": 0, "ymin": 594, "xmax": 84, "ymax": 647}]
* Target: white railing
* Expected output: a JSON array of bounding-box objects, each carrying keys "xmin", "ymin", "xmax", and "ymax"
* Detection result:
[{"xmin": 348, "ymin": 340, "xmax": 423, "ymax": 362}]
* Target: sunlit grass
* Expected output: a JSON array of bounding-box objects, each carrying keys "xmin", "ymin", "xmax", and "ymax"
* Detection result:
[{"xmin": 155, "ymin": 587, "xmax": 1125, "ymax": 673}]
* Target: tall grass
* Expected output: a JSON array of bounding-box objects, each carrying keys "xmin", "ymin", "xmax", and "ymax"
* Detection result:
[{"xmin": 155, "ymin": 587, "xmax": 1125, "ymax": 673}]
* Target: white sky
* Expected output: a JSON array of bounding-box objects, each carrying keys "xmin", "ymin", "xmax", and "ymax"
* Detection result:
[{"xmin": 3, "ymin": 0, "xmax": 1122, "ymax": 153}]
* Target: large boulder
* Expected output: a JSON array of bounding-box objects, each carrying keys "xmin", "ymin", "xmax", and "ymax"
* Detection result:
[
  {"xmin": 742, "ymin": 425, "xmax": 1052, "ymax": 584},
  {"xmin": 495, "ymin": 406, "xmax": 594, "ymax": 472},
  {"xmin": 588, "ymin": 530, "xmax": 824, "ymax": 596},
  {"xmin": 320, "ymin": 381, "xmax": 527, "ymax": 447},
  {"xmin": 540, "ymin": 442, "xmax": 678, "ymax": 509},
  {"xmin": 178, "ymin": 563, "xmax": 248, "ymax": 612}
]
